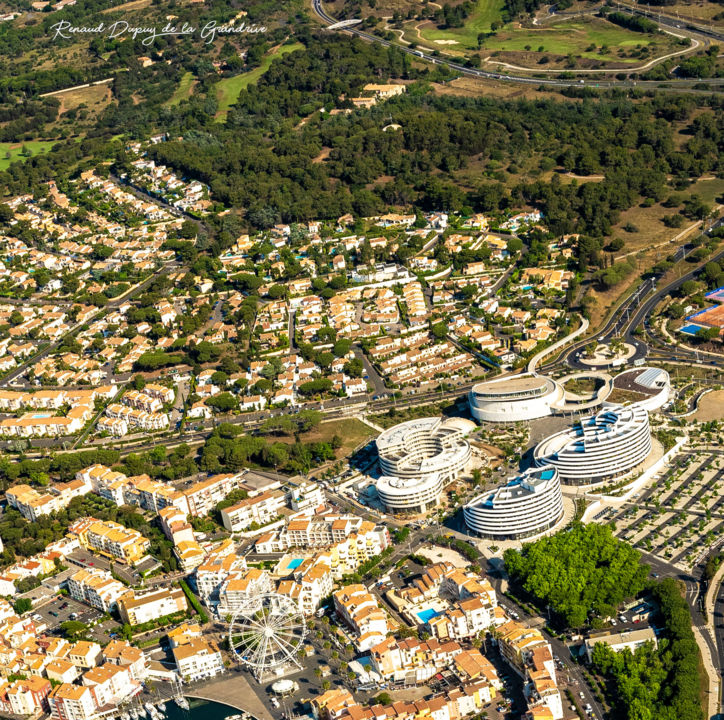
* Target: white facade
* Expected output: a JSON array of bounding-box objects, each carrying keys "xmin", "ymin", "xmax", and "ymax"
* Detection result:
[
  {"xmin": 469, "ymin": 374, "xmax": 562, "ymax": 423},
  {"xmin": 173, "ymin": 639, "xmax": 224, "ymax": 683},
  {"xmin": 376, "ymin": 473, "xmax": 444, "ymax": 514},
  {"xmin": 463, "ymin": 466, "xmax": 564, "ymax": 539},
  {"xmin": 534, "ymin": 403, "xmax": 652, "ymax": 486},
  {"xmin": 374, "ymin": 417, "xmax": 472, "ymax": 512}
]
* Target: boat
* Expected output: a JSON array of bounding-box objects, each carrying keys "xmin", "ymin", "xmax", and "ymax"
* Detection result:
[
  {"xmin": 227, "ymin": 715, "xmax": 243, "ymax": 720},
  {"xmin": 158, "ymin": 704, "xmax": 167, "ymax": 713},
  {"xmin": 121, "ymin": 713, "xmax": 131, "ymax": 720},
  {"xmin": 130, "ymin": 709, "xmax": 139, "ymax": 720},
  {"xmin": 175, "ymin": 697, "xmax": 190, "ymax": 711}
]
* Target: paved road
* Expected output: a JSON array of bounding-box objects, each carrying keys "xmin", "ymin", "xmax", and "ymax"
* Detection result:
[{"xmin": 313, "ymin": 0, "xmax": 724, "ymax": 92}]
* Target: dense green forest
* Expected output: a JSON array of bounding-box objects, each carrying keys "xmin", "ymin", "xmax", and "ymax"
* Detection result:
[
  {"xmin": 591, "ymin": 577, "xmax": 704, "ymax": 720},
  {"xmin": 504, "ymin": 522, "xmax": 650, "ymax": 627},
  {"xmin": 0, "ymin": 33, "xmax": 722, "ymax": 244}
]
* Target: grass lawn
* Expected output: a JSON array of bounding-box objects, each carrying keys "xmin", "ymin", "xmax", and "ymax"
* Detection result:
[
  {"xmin": 482, "ymin": 19, "xmax": 672, "ymax": 62},
  {"xmin": 417, "ymin": 0, "xmax": 506, "ymax": 47},
  {"xmin": 0, "ymin": 141, "xmax": 56, "ymax": 171},
  {"xmin": 215, "ymin": 42, "xmax": 304, "ymax": 121},
  {"xmin": 418, "ymin": 13, "xmax": 674, "ymax": 64},
  {"xmin": 688, "ymin": 176, "xmax": 724, "ymax": 205},
  {"xmin": 165, "ymin": 71, "xmax": 195, "ymax": 107}
]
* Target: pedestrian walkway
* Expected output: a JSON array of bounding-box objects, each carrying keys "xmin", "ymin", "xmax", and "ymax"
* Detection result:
[{"xmin": 185, "ymin": 671, "xmax": 274, "ymax": 720}]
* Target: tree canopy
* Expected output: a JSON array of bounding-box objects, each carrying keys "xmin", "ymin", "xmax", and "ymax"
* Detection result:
[{"xmin": 504, "ymin": 522, "xmax": 649, "ymax": 628}]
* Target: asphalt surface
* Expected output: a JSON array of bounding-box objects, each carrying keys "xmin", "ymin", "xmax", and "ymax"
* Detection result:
[{"xmin": 312, "ymin": 0, "xmax": 724, "ymax": 92}]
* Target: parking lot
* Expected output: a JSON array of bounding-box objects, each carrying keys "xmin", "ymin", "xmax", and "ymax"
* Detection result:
[
  {"xmin": 593, "ymin": 451, "xmax": 724, "ymax": 570},
  {"xmin": 33, "ymin": 595, "xmax": 117, "ymax": 644}
]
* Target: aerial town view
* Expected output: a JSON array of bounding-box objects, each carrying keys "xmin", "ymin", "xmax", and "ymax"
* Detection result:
[{"xmin": 0, "ymin": 0, "xmax": 721, "ymax": 720}]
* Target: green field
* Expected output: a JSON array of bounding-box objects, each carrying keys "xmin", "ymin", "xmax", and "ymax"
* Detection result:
[
  {"xmin": 483, "ymin": 20, "xmax": 669, "ymax": 61},
  {"xmin": 416, "ymin": 0, "xmax": 506, "ymax": 47},
  {"xmin": 165, "ymin": 71, "xmax": 195, "ymax": 107},
  {"xmin": 0, "ymin": 141, "xmax": 56, "ymax": 171},
  {"xmin": 215, "ymin": 42, "xmax": 304, "ymax": 121},
  {"xmin": 418, "ymin": 13, "xmax": 673, "ymax": 64}
]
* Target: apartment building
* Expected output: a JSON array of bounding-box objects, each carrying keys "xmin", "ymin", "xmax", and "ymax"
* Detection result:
[
  {"xmin": 333, "ymin": 584, "xmax": 389, "ymax": 651},
  {"xmin": 254, "ymin": 514, "xmax": 389, "ymax": 559},
  {"xmin": 195, "ymin": 542, "xmax": 246, "ymax": 604},
  {"xmin": 370, "ymin": 636, "xmax": 463, "ymax": 684},
  {"xmin": 68, "ymin": 642, "xmax": 103, "ymax": 670},
  {"xmin": 311, "ymin": 682, "xmax": 498, "ymax": 720},
  {"xmin": 49, "ymin": 683, "xmax": 96, "ymax": 720},
  {"xmin": 183, "ymin": 473, "xmax": 244, "ymax": 517},
  {"xmin": 172, "ymin": 638, "xmax": 224, "ymax": 683},
  {"xmin": 158, "ymin": 505, "xmax": 195, "ymax": 545},
  {"xmin": 219, "ymin": 490, "xmax": 286, "ymax": 532},
  {"xmin": 277, "ymin": 556, "xmax": 334, "ymax": 617},
  {"xmin": 104, "ymin": 403, "xmax": 169, "ymax": 431},
  {"xmin": 102, "ymin": 640, "xmax": 147, "ymax": 681},
  {"xmin": 82, "ymin": 662, "xmax": 135, "ymax": 707},
  {"xmin": 46, "ymin": 660, "xmax": 80, "ymax": 685},
  {"xmin": 218, "ymin": 568, "xmax": 273, "ymax": 614},
  {"xmin": 68, "ymin": 569, "xmax": 131, "ymax": 613},
  {"xmin": 118, "ymin": 588, "xmax": 187, "ymax": 626},
  {"xmin": 68, "ymin": 518, "xmax": 149, "ymax": 565},
  {"xmin": 7, "ymin": 676, "xmax": 52, "ymax": 715},
  {"xmin": 6, "ymin": 477, "xmax": 92, "ymax": 521}
]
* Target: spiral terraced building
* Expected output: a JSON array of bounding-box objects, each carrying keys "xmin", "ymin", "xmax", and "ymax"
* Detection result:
[
  {"xmin": 463, "ymin": 465, "xmax": 564, "ymax": 540},
  {"xmin": 533, "ymin": 404, "xmax": 651, "ymax": 486},
  {"xmin": 469, "ymin": 375, "xmax": 563, "ymax": 423},
  {"xmin": 375, "ymin": 417, "xmax": 473, "ymax": 512}
]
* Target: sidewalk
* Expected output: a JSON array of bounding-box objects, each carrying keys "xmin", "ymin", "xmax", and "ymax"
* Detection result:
[{"xmin": 692, "ymin": 623, "xmax": 720, "ymax": 720}]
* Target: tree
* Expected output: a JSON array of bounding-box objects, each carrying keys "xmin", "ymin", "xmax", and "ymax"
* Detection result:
[
  {"xmin": 60, "ymin": 620, "xmax": 89, "ymax": 641},
  {"xmin": 13, "ymin": 598, "xmax": 32, "ymax": 615},
  {"xmin": 431, "ymin": 321, "xmax": 448, "ymax": 340},
  {"xmin": 206, "ymin": 392, "xmax": 239, "ymax": 412},
  {"xmin": 178, "ymin": 220, "xmax": 197, "ymax": 239}
]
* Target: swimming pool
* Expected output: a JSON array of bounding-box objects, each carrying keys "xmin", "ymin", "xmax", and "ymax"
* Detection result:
[
  {"xmin": 286, "ymin": 558, "xmax": 303, "ymax": 570},
  {"xmin": 416, "ymin": 608, "xmax": 442, "ymax": 623}
]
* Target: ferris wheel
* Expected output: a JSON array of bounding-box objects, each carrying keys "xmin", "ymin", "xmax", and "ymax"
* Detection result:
[{"xmin": 228, "ymin": 592, "xmax": 306, "ymax": 680}]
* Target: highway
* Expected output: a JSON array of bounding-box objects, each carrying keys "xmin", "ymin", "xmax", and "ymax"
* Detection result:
[{"xmin": 311, "ymin": 0, "xmax": 724, "ymax": 92}]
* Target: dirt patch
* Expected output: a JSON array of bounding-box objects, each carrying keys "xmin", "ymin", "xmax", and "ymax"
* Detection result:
[
  {"xmin": 431, "ymin": 76, "xmax": 556, "ymax": 101},
  {"xmin": 693, "ymin": 389, "xmax": 724, "ymax": 421},
  {"xmin": 273, "ymin": 417, "xmax": 376, "ymax": 460},
  {"xmin": 101, "ymin": 0, "xmax": 150, "ymax": 11},
  {"xmin": 312, "ymin": 147, "xmax": 332, "ymax": 164},
  {"xmin": 55, "ymin": 84, "xmax": 112, "ymax": 120}
]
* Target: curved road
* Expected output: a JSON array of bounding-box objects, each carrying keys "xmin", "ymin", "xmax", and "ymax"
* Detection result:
[{"xmin": 312, "ymin": 0, "xmax": 724, "ymax": 91}]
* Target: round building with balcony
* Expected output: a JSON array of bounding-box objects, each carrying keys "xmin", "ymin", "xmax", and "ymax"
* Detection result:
[
  {"xmin": 533, "ymin": 403, "xmax": 652, "ymax": 486},
  {"xmin": 463, "ymin": 465, "xmax": 564, "ymax": 540},
  {"xmin": 469, "ymin": 375, "xmax": 563, "ymax": 423},
  {"xmin": 375, "ymin": 417, "xmax": 474, "ymax": 512}
]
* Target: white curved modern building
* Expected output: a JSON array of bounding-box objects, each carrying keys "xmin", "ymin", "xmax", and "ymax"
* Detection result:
[
  {"xmin": 469, "ymin": 374, "xmax": 563, "ymax": 422},
  {"xmin": 610, "ymin": 367, "xmax": 671, "ymax": 412},
  {"xmin": 533, "ymin": 403, "xmax": 652, "ymax": 486},
  {"xmin": 375, "ymin": 417, "xmax": 473, "ymax": 512},
  {"xmin": 463, "ymin": 465, "xmax": 564, "ymax": 540},
  {"xmin": 376, "ymin": 473, "xmax": 444, "ymax": 514}
]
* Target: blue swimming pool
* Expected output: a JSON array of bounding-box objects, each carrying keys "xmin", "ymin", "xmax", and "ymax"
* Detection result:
[
  {"xmin": 286, "ymin": 558, "xmax": 303, "ymax": 570},
  {"xmin": 416, "ymin": 608, "xmax": 442, "ymax": 623},
  {"xmin": 680, "ymin": 324, "xmax": 704, "ymax": 336},
  {"xmin": 540, "ymin": 469, "xmax": 555, "ymax": 480}
]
